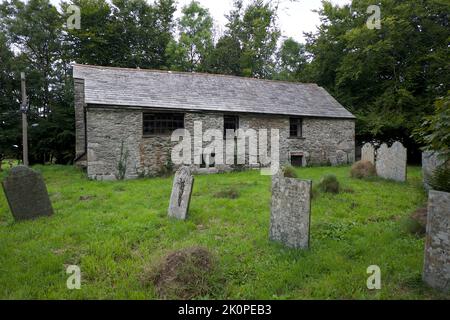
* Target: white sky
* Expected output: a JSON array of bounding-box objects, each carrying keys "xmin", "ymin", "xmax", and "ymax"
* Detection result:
[
  {"xmin": 47, "ymin": 0, "xmax": 352, "ymax": 43},
  {"xmin": 174, "ymin": 0, "xmax": 351, "ymax": 42}
]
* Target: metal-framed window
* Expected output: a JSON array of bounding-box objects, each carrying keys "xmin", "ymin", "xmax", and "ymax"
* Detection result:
[
  {"xmin": 143, "ymin": 113, "xmax": 184, "ymax": 135},
  {"xmin": 289, "ymin": 117, "xmax": 303, "ymax": 138}
]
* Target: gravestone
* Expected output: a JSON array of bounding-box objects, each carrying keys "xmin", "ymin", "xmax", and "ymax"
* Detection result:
[
  {"xmin": 1, "ymin": 165, "xmax": 53, "ymax": 221},
  {"xmin": 361, "ymin": 143, "xmax": 375, "ymax": 165},
  {"xmin": 375, "ymin": 141, "xmax": 407, "ymax": 182},
  {"xmin": 168, "ymin": 166, "xmax": 194, "ymax": 220},
  {"xmin": 423, "ymin": 190, "xmax": 450, "ymax": 292},
  {"xmin": 422, "ymin": 151, "xmax": 446, "ymax": 191},
  {"xmin": 330, "ymin": 150, "xmax": 348, "ymax": 166},
  {"xmin": 270, "ymin": 172, "xmax": 312, "ymax": 249}
]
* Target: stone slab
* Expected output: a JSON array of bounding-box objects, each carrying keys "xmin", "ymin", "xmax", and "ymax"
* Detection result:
[
  {"xmin": 270, "ymin": 173, "xmax": 312, "ymax": 249},
  {"xmin": 168, "ymin": 166, "xmax": 194, "ymax": 220},
  {"xmin": 1, "ymin": 166, "xmax": 53, "ymax": 221},
  {"xmin": 423, "ymin": 190, "xmax": 450, "ymax": 292},
  {"xmin": 361, "ymin": 143, "xmax": 375, "ymax": 165},
  {"xmin": 375, "ymin": 141, "xmax": 407, "ymax": 182}
]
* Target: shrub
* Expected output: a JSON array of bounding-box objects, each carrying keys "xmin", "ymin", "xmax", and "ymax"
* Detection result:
[
  {"xmin": 318, "ymin": 174, "xmax": 340, "ymax": 194},
  {"xmin": 282, "ymin": 165, "xmax": 298, "ymax": 178},
  {"xmin": 350, "ymin": 160, "xmax": 376, "ymax": 179},
  {"xmin": 141, "ymin": 247, "xmax": 221, "ymax": 299},
  {"xmin": 428, "ymin": 163, "xmax": 450, "ymax": 192}
]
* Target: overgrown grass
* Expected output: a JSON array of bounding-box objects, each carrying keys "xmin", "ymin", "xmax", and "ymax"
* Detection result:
[{"xmin": 0, "ymin": 165, "xmax": 448, "ymax": 299}]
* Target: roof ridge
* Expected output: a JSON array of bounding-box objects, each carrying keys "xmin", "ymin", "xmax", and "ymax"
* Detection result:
[{"xmin": 72, "ymin": 63, "xmax": 320, "ymax": 87}]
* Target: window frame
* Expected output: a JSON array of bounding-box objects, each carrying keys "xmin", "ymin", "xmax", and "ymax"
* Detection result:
[
  {"xmin": 142, "ymin": 112, "xmax": 185, "ymax": 136},
  {"xmin": 289, "ymin": 117, "xmax": 303, "ymax": 138},
  {"xmin": 223, "ymin": 115, "xmax": 239, "ymax": 138}
]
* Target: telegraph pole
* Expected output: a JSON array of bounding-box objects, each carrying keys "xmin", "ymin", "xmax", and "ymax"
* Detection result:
[{"xmin": 21, "ymin": 72, "xmax": 29, "ymax": 166}]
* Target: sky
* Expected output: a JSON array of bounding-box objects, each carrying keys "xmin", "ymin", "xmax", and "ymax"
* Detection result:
[
  {"xmin": 174, "ymin": 0, "xmax": 351, "ymax": 42},
  {"xmin": 48, "ymin": 0, "xmax": 352, "ymax": 43}
]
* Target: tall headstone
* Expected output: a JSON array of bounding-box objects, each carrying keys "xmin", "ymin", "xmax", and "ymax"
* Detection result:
[
  {"xmin": 423, "ymin": 190, "xmax": 450, "ymax": 292},
  {"xmin": 375, "ymin": 141, "xmax": 407, "ymax": 182},
  {"xmin": 422, "ymin": 151, "xmax": 446, "ymax": 191},
  {"xmin": 168, "ymin": 166, "xmax": 194, "ymax": 220},
  {"xmin": 1, "ymin": 166, "xmax": 53, "ymax": 221},
  {"xmin": 361, "ymin": 143, "xmax": 375, "ymax": 165},
  {"xmin": 270, "ymin": 172, "xmax": 312, "ymax": 249}
]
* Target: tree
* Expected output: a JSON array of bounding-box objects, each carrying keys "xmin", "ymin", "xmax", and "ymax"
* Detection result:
[
  {"xmin": 275, "ymin": 37, "xmax": 307, "ymax": 81},
  {"xmin": 413, "ymin": 92, "xmax": 450, "ymax": 161},
  {"xmin": 204, "ymin": 35, "xmax": 242, "ymax": 75},
  {"xmin": 64, "ymin": 0, "xmax": 176, "ymax": 68},
  {"xmin": 304, "ymin": 0, "xmax": 450, "ymax": 160},
  {"xmin": 166, "ymin": 0, "xmax": 213, "ymax": 72},
  {"xmin": 0, "ymin": 32, "xmax": 20, "ymax": 169},
  {"xmin": 226, "ymin": 0, "xmax": 280, "ymax": 78},
  {"xmin": 0, "ymin": 0, "xmax": 74, "ymax": 164}
]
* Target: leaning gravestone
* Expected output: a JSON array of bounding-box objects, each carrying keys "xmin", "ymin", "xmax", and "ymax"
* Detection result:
[
  {"xmin": 423, "ymin": 190, "xmax": 450, "ymax": 292},
  {"xmin": 1, "ymin": 165, "xmax": 53, "ymax": 221},
  {"xmin": 361, "ymin": 143, "xmax": 375, "ymax": 165},
  {"xmin": 269, "ymin": 172, "xmax": 312, "ymax": 249},
  {"xmin": 168, "ymin": 166, "xmax": 194, "ymax": 220},
  {"xmin": 375, "ymin": 141, "xmax": 407, "ymax": 182},
  {"xmin": 422, "ymin": 151, "xmax": 446, "ymax": 191}
]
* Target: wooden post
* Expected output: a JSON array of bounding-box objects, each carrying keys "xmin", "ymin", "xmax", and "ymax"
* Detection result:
[{"xmin": 21, "ymin": 72, "xmax": 28, "ymax": 166}]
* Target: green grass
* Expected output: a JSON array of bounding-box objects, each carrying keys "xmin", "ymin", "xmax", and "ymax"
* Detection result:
[{"xmin": 0, "ymin": 164, "xmax": 448, "ymax": 299}]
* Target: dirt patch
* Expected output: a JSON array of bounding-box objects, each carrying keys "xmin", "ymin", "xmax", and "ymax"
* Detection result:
[
  {"xmin": 79, "ymin": 195, "xmax": 95, "ymax": 201},
  {"xmin": 142, "ymin": 247, "xmax": 219, "ymax": 299},
  {"xmin": 402, "ymin": 206, "xmax": 427, "ymax": 236},
  {"xmin": 411, "ymin": 206, "xmax": 427, "ymax": 227},
  {"xmin": 214, "ymin": 188, "xmax": 240, "ymax": 199}
]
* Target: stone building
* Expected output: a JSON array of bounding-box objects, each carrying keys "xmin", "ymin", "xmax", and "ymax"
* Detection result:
[{"xmin": 73, "ymin": 64, "xmax": 355, "ymax": 180}]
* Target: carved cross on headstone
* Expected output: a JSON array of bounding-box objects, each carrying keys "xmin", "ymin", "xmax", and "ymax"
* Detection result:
[{"xmin": 168, "ymin": 166, "xmax": 194, "ymax": 220}]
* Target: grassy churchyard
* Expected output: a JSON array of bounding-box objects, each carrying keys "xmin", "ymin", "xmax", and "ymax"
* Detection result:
[{"xmin": 0, "ymin": 164, "xmax": 448, "ymax": 300}]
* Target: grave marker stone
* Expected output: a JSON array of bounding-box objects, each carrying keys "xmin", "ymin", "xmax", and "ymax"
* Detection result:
[
  {"xmin": 361, "ymin": 143, "xmax": 375, "ymax": 165},
  {"xmin": 422, "ymin": 151, "xmax": 445, "ymax": 191},
  {"xmin": 168, "ymin": 166, "xmax": 194, "ymax": 220},
  {"xmin": 270, "ymin": 172, "xmax": 312, "ymax": 249},
  {"xmin": 1, "ymin": 165, "xmax": 53, "ymax": 221},
  {"xmin": 423, "ymin": 190, "xmax": 450, "ymax": 292},
  {"xmin": 375, "ymin": 141, "xmax": 407, "ymax": 182}
]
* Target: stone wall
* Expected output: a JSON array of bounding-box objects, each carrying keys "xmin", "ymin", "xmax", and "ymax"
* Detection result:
[
  {"xmin": 83, "ymin": 107, "xmax": 355, "ymax": 180},
  {"xmin": 74, "ymin": 79, "xmax": 86, "ymax": 159}
]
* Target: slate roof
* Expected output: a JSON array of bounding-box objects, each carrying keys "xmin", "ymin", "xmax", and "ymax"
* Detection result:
[{"xmin": 73, "ymin": 64, "xmax": 355, "ymax": 119}]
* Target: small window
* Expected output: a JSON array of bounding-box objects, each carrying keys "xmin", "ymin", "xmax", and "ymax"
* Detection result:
[
  {"xmin": 290, "ymin": 117, "xmax": 303, "ymax": 137},
  {"xmin": 291, "ymin": 155, "xmax": 303, "ymax": 167},
  {"xmin": 143, "ymin": 113, "xmax": 184, "ymax": 135},
  {"xmin": 224, "ymin": 115, "xmax": 239, "ymax": 137}
]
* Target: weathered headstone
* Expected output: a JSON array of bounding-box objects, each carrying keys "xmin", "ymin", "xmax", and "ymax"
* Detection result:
[
  {"xmin": 1, "ymin": 165, "xmax": 53, "ymax": 221},
  {"xmin": 168, "ymin": 166, "xmax": 194, "ymax": 220},
  {"xmin": 269, "ymin": 172, "xmax": 312, "ymax": 249},
  {"xmin": 375, "ymin": 141, "xmax": 407, "ymax": 182},
  {"xmin": 330, "ymin": 150, "xmax": 348, "ymax": 166},
  {"xmin": 361, "ymin": 143, "xmax": 375, "ymax": 165},
  {"xmin": 423, "ymin": 190, "xmax": 450, "ymax": 292},
  {"xmin": 422, "ymin": 151, "xmax": 446, "ymax": 191}
]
